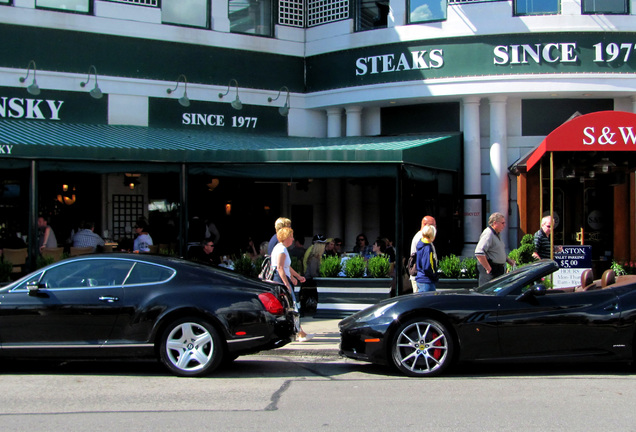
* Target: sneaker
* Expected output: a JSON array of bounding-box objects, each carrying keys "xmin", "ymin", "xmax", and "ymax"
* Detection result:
[{"xmin": 296, "ymin": 333, "xmax": 315, "ymax": 342}]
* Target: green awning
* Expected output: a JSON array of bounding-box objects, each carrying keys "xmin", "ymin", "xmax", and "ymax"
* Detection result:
[{"xmin": 0, "ymin": 120, "xmax": 461, "ymax": 172}]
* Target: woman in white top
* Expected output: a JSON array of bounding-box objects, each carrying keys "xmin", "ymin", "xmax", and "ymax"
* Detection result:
[
  {"xmin": 133, "ymin": 222, "xmax": 153, "ymax": 253},
  {"xmin": 271, "ymin": 227, "xmax": 313, "ymax": 342}
]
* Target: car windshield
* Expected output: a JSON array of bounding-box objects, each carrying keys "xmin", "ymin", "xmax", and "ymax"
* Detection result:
[{"xmin": 473, "ymin": 262, "xmax": 555, "ymax": 295}]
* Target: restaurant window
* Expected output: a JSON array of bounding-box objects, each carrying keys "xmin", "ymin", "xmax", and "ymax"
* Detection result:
[
  {"xmin": 162, "ymin": 0, "xmax": 209, "ymax": 28},
  {"xmin": 582, "ymin": 0, "xmax": 628, "ymax": 13},
  {"xmin": 521, "ymin": 99, "xmax": 614, "ymax": 136},
  {"xmin": 514, "ymin": 0, "xmax": 559, "ymax": 15},
  {"xmin": 355, "ymin": 0, "xmax": 389, "ymax": 31},
  {"xmin": 35, "ymin": 0, "xmax": 90, "ymax": 13},
  {"xmin": 230, "ymin": 0, "xmax": 274, "ymax": 36},
  {"xmin": 409, "ymin": 0, "xmax": 447, "ymax": 23}
]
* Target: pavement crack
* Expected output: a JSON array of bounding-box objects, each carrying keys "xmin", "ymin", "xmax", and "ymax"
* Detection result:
[{"xmin": 265, "ymin": 379, "xmax": 293, "ymax": 411}]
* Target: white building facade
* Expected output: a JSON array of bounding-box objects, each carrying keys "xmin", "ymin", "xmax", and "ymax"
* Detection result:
[{"xmin": 1, "ymin": 0, "xmax": 635, "ymax": 268}]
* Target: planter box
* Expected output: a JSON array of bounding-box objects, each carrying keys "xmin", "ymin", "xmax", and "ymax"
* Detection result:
[
  {"xmin": 436, "ymin": 278, "xmax": 478, "ymax": 290},
  {"xmin": 308, "ymin": 277, "xmax": 393, "ymax": 318}
]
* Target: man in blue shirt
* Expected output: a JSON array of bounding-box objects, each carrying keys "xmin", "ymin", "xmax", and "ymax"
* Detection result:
[{"xmin": 72, "ymin": 221, "xmax": 105, "ymax": 252}]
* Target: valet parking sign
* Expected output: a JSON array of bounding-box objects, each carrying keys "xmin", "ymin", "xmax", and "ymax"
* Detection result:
[{"xmin": 552, "ymin": 246, "xmax": 592, "ymax": 288}]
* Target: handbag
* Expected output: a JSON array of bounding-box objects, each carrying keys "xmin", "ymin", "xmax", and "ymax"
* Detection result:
[
  {"xmin": 406, "ymin": 252, "xmax": 418, "ymax": 276},
  {"xmin": 258, "ymin": 255, "xmax": 276, "ymax": 281}
]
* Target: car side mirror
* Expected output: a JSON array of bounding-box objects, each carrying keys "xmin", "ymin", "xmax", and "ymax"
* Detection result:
[
  {"xmin": 26, "ymin": 280, "xmax": 40, "ymax": 295},
  {"xmin": 532, "ymin": 284, "xmax": 548, "ymax": 296},
  {"xmin": 515, "ymin": 284, "xmax": 548, "ymax": 301}
]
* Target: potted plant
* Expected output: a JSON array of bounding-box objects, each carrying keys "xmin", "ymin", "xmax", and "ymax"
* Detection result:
[
  {"xmin": 233, "ymin": 253, "xmax": 257, "ymax": 278},
  {"xmin": 460, "ymin": 257, "xmax": 478, "ymax": 279},
  {"xmin": 313, "ymin": 254, "xmax": 392, "ymax": 318},
  {"xmin": 319, "ymin": 255, "xmax": 341, "ymax": 277},
  {"xmin": 507, "ymin": 234, "xmax": 535, "ymax": 270},
  {"xmin": 437, "ymin": 254, "xmax": 479, "ymax": 289},
  {"xmin": 344, "ymin": 255, "xmax": 366, "ymax": 278},
  {"xmin": 438, "ymin": 254, "xmax": 462, "ymax": 279},
  {"xmin": 367, "ymin": 255, "xmax": 391, "ymax": 278}
]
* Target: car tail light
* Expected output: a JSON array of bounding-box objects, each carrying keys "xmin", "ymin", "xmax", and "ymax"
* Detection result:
[{"xmin": 258, "ymin": 292, "xmax": 284, "ymax": 315}]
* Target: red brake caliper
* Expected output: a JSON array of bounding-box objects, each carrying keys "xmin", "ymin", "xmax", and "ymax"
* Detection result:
[{"xmin": 431, "ymin": 332, "xmax": 442, "ymax": 360}]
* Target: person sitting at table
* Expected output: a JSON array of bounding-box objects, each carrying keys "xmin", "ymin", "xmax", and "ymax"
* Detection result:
[
  {"xmin": 72, "ymin": 221, "xmax": 105, "ymax": 252},
  {"xmin": 353, "ymin": 233, "xmax": 373, "ymax": 258},
  {"xmin": 188, "ymin": 239, "xmax": 216, "ymax": 266},
  {"xmin": 133, "ymin": 221, "xmax": 153, "ymax": 253}
]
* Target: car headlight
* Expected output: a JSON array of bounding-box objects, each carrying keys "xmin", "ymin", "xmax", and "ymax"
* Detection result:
[{"xmin": 357, "ymin": 301, "xmax": 397, "ymax": 322}]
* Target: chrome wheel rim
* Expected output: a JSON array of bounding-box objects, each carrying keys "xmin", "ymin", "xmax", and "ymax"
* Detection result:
[
  {"xmin": 394, "ymin": 321, "xmax": 448, "ymax": 375},
  {"xmin": 165, "ymin": 322, "xmax": 214, "ymax": 373}
]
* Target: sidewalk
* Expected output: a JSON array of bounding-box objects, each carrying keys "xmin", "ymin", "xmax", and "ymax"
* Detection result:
[{"xmin": 262, "ymin": 316, "xmax": 343, "ymax": 359}]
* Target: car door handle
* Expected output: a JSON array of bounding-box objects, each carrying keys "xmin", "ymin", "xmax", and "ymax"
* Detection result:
[
  {"xmin": 99, "ymin": 296, "xmax": 119, "ymax": 303},
  {"xmin": 604, "ymin": 303, "xmax": 618, "ymax": 311}
]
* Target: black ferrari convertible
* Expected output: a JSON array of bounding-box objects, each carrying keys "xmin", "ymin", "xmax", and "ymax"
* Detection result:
[
  {"xmin": 0, "ymin": 254, "xmax": 297, "ymax": 376},
  {"xmin": 340, "ymin": 260, "xmax": 636, "ymax": 377}
]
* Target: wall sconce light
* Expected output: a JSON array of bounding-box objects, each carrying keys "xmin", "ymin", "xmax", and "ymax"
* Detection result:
[
  {"xmin": 218, "ymin": 79, "xmax": 242, "ymax": 110},
  {"xmin": 207, "ymin": 178, "xmax": 220, "ymax": 192},
  {"xmin": 57, "ymin": 184, "xmax": 76, "ymax": 205},
  {"xmin": 225, "ymin": 202, "xmax": 232, "ymax": 216},
  {"xmin": 124, "ymin": 173, "xmax": 141, "ymax": 190},
  {"xmin": 268, "ymin": 86, "xmax": 290, "ymax": 117},
  {"xmin": 79, "ymin": 65, "xmax": 103, "ymax": 99},
  {"xmin": 593, "ymin": 157, "xmax": 616, "ymax": 173},
  {"xmin": 18, "ymin": 60, "xmax": 40, "ymax": 96},
  {"xmin": 166, "ymin": 74, "xmax": 190, "ymax": 107}
]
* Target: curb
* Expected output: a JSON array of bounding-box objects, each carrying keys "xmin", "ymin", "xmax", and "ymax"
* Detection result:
[{"xmin": 260, "ymin": 347, "xmax": 342, "ymax": 360}]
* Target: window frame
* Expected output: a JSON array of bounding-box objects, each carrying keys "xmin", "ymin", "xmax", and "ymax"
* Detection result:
[
  {"xmin": 161, "ymin": 0, "xmax": 211, "ymax": 29},
  {"xmin": 229, "ymin": 0, "xmax": 276, "ymax": 37},
  {"xmin": 35, "ymin": 0, "xmax": 92, "ymax": 14},
  {"xmin": 408, "ymin": 0, "xmax": 449, "ymax": 24},
  {"xmin": 581, "ymin": 0, "xmax": 628, "ymax": 14},
  {"xmin": 513, "ymin": 0, "xmax": 560, "ymax": 15},
  {"xmin": 354, "ymin": 0, "xmax": 389, "ymax": 32}
]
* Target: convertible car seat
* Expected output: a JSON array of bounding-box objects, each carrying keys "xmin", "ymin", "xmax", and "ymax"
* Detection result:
[
  {"xmin": 578, "ymin": 269, "xmax": 597, "ymax": 291},
  {"xmin": 601, "ymin": 269, "xmax": 616, "ymax": 288}
]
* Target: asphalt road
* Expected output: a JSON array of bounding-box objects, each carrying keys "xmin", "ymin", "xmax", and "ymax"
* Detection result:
[{"xmin": 0, "ymin": 355, "xmax": 635, "ymax": 431}]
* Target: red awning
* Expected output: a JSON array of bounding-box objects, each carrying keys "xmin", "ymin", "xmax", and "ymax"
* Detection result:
[{"xmin": 525, "ymin": 111, "xmax": 636, "ymax": 171}]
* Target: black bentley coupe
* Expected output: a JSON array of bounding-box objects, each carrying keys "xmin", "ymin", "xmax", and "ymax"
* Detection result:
[
  {"xmin": 340, "ymin": 260, "xmax": 636, "ymax": 377},
  {"xmin": 0, "ymin": 254, "xmax": 297, "ymax": 376}
]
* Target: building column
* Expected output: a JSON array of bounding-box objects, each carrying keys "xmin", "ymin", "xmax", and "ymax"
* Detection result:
[
  {"xmin": 343, "ymin": 106, "xmax": 363, "ymax": 250},
  {"xmin": 461, "ymin": 96, "xmax": 482, "ymax": 256},
  {"xmin": 344, "ymin": 181, "xmax": 362, "ymax": 253},
  {"xmin": 489, "ymin": 95, "xmax": 510, "ymax": 249},
  {"xmin": 326, "ymin": 179, "xmax": 343, "ymax": 240},
  {"xmin": 345, "ymin": 106, "xmax": 363, "ymax": 137},
  {"xmin": 327, "ymin": 108, "xmax": 342, "ymax": 138}
]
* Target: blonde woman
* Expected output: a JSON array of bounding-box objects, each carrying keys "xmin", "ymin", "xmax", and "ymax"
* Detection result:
[
  {"xmin": 271, "ymin": 227, "xmax": 313, "ymax": 342},
  {"xmin": 304, "ymin": 241, "xmax": 326, "ymax": 279},
  {"xmin": 268, "ymin": 217, "xmax": 291, "ymax": 255}
]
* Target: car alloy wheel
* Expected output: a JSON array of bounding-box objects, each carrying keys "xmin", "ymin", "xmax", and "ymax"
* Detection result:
[
  {"xmin": 159, "ymin": 317, "xmax": 223, "ymax": 377},
  {"xmin": 391, "ymin": 318, "xmax": 453, "ymax": 377}
]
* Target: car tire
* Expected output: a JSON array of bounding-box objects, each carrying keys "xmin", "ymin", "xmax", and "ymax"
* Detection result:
[
  {"xmin": 159, "ymin": 317, "xmax": 224, "ymax": 377},
  {"xmin": 391, "ymin": 318, "xmax": 454, "ymax": 377}
]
